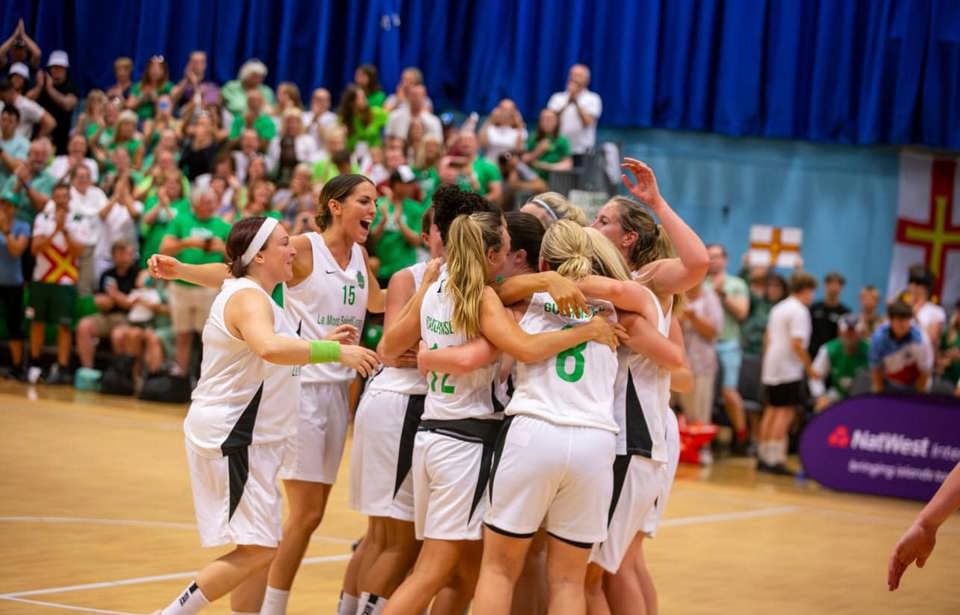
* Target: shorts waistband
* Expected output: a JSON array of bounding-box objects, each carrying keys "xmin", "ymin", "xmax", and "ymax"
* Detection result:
[{"xmin": 418, "ymin": 418, "xmax": 502, "ymax": 444}]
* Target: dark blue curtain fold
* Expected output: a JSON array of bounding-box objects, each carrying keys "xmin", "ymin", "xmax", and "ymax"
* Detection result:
[{"xmin": 2, "ymin": 0, "xmax": 957, "ymax": 148}]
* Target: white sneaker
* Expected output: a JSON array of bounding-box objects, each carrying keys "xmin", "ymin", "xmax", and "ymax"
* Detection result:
[
  {"xmin": 27, "ymin": 366, "xmax": 42, "ymax": 385},
  {"xmin": 699, "ymin": 447, "xmax": 714, "ymax": 466}
]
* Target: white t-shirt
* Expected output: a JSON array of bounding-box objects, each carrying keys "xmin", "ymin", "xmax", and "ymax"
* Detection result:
[
  {"xmin": 482, "ymin": 125, "xmax": 527, "ymax": 163},
  {"xmin": 0, "ymin": 95, "xmax": 46, "ymax": 140},
  {"xmin": 761, "ymin": 295, "xmax": 812, "ymax": 385},
  {"xmin": 547, "ymin": 90, "xmax": 602, "ymax": 154},
  {"xmin": 385, "ymin": 108, "xmax": 443, "ymax": 142},
  {"xmin": 915, "ymin": 302, "xmax": 946, "ymax": 336},
  {"xmin": 47, "ymin": 157, "xmax": 99, "ymax": 183},
  {"xmin": 67, "ymin": 185, "xmax": 108, "ymax": 247},
  {"xmin": 96, "ymin": 199, "xmax": 144, "ymax": 267}
]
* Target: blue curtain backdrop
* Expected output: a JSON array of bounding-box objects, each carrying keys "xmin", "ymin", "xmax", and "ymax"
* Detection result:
[{"xmin": 2, "ymin": 0, "xmax": 958, "ymax": 149}]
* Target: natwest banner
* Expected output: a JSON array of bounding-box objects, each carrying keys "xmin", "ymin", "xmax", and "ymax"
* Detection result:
[{"xmin": 799, "ymin": 394, "xmax": 960, "ymax": 501}]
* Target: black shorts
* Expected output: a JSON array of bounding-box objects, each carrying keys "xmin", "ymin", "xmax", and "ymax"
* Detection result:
[
  {"xmin": 764, "ymin": 381, "xmax": 805, "ymax": 407},
  {"xmin": 0, "ymin": 285, "xmax": 25, "ymax": 339}
]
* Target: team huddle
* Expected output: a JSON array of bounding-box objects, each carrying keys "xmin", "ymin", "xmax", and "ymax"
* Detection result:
[{"xmin": 147, "ymin": 157, "xmax": 709, "ymax": 615}]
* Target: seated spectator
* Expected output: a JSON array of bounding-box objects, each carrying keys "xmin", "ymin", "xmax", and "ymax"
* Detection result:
[
  {"xmin": 72, "ymin": 89, "xmax": 106, "ymax": 144},
  {"xmin": 384, "ymin": 66, "xmax": 433, "ymax": 112},
  {"xmin": 275, "ymin": 81, "xmax": 304, "ymax": 115},
  {"xmin": 221, "ymin": 59, "xmax": 275, "ymax": 118},
  {"xmin": 908, "ymin": 265, "xmax": 946, "ymax": 357},
  {"xmin": 267, "ymin": 108, "xmax": 318, "ymax": 186},
  {"xmin": 159, "ymin": 189, "xmax": 230, "ymax": 376},
  {"xmin": 66, "ymin": 164, "xmax": 108, "ymax": 291},
  {"xmin": 28, "ymin": 184, "xmax": 83, "ymax": 385},
  {"xmin": 452, "ymin": 130, "xmax": 502, "ymax": 204},
  {"xmin": 678, "ymin": 282, "xmax": 724, "ymax": 435},
  {"xmin": 100, "ymin": 144, "xmax": 145, "ymax": 195},
  {"xmin": 758, "ymin": 272, "xmax": 817, "ymax": 475},
  {"xmin": 3, "ymin": 137, "xmax": 54, "ymax": 225},
  {"xmin": 522, "ymin": 108, "xmax": 572, "ymax": 179},
  {"xmin": 809, "ymin": 271, "xmax": 851, "ymax": 357},
  {"xmin": 810, "ymin": 313, "xmax": 870, "ymax": 411},
  {"xmin": 110, "ymin": 274, "xmax": 172, "ymax": 383},
  {"xmin": 140, "ymin": 170, "xmax": 189, "ymax": 267},
  {"xmin": 229, "ymin": 89, "xmax": 276, "ymax": 146},
  {"xmin": 0, "ymin": 76, "xmax": 54, "ymax": 139},
  {"xmin": 303, "ymin": 87, "xmax": 338, "ymax": 151},
  {"xmin": 856, "ymin": 284, "xmax": 882, "ymax": 339},
  {"xmin": 385, "ymin": 83, "xmax": 442, "ymax": 142},
  {"xmin": 0, "ymin": 19, "xmax": 41, "ymax": 72},
  {"xmin": 870, "ymin": 300, "xmax": 933, "ymax": 393},
  {"xmin": 370, "ymin": 166, "xmax": 426, "ymax": 284},
  {"xmin": 355, "ymin": 64, "xmax": 386, "ymax": 108},
  {"xmin": 0, "ymin": 104, "xmax": 28, "ymax": 186},
  {"xmin": 127, "ymin": 55, "xmax": 173, "ymax": 122},
  {"xmin": 104, "ymin": 109, "xmax": 145, "ymax": 171},
  {"xmin": 193, "ymin": 152, "xmax": 239, "ymax": 214},
  {"xmin": 170, "ymin": 51, "xmax": 218, "ymax": 113},
  {"xmin": 135, "ymin": 142, "xmax": 184, "ymax": 199},
  {"xmin": 519, "ymin": 191, "xmax": 587, "ymax": 228},
  {"xmin": 47, "ymin": 133, "xmax": 99, "ymax": 183},
  {"xmin": 242, "ymin": 179, "xmax": 280, "ymax": 221},
  {"xmin": 96, "ymin": 174, "xmax": 143, "ymax": 274},
  {"xmin": 75, "ymin": 239, "xmax": 140, "ymax": 373},
  {"xmin": 480, "ymin": 99, "xmax": 526, "ymax": 163},
  {"xmin": 939, "ymin": 301, "xmax": 960, "ymax": 386},
  {"xmin": 337, "ymin": 84, "xmax": 389, "ymax": 152},
  {"xmin": 0, "ymin": 190, "xmax": 30, "ymax": 379},
  {"xmin": 105, "ymin": 57, "xmax": 134, "ymax": 99},
  {"xmin": 496, "ymin": 150, "xmax": 547, "ymax": 209},
  {"xmin": 142, "ymin": 94, "xmax": 180, "ymax": 156},
  {"xmin": 32, "ymin": 50, "xmax": 78, "ymax": 155},
  {"xmin": 274, "ymin": 162, "xmax": 315, "ymax": 227},
  {"xmin": 547, "ymin": 63, "xmax": 602, "ymax": 159},
  {"xmin": 179, "ymin": 112, "xmax": 222, "ymax": 181}
]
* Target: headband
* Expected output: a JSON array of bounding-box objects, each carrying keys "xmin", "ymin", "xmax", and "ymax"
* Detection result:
[
  {"xmin": 240, "ymin": 217, "xmax": 279, "ymax": 266},
  {"xmin": 530, "ymin": 198, "xmax": 559, "ymax": 222}
]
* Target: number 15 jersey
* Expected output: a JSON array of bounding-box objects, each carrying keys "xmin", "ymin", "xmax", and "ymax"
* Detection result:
[{"xmin": 505, "ymin": 292, "xmax": 619, "ymax": 433}]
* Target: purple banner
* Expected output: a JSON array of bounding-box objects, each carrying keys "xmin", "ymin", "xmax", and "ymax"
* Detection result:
[{"xmin": 799, "ymin": 394, "xmax": 960, "ymax": 501}]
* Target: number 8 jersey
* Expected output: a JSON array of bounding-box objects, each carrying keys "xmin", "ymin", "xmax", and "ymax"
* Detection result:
[
  {"xmin": 505, "ymin": 292, "xmax": 619, "ymax": 433},
  {"xmin": 419, "ymin": 274, "xmax": 499, "ymax": 422}
]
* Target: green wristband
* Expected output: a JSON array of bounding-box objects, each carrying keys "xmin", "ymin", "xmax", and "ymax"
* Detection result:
[{"xmin": 309, "ymin": 340, "xmax": 341, "ymax": 363}]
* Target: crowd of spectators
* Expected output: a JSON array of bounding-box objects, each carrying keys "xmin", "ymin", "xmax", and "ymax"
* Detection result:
[{"xmin": 0, "ymin": 24, "xmax": 603, "ymax": 392}]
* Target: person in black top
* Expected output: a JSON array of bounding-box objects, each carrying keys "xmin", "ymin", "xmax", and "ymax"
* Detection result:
[
  {"xmin": 75, "ymin": 239, "xmax": 141, "ymax": 370},
  {"xmin": 808, "ymin": 271, "xmax": 850, "ymax": 357},
  {"xmin": 31, "ymin": 51, "xmax": 79, "ymax": 154}
]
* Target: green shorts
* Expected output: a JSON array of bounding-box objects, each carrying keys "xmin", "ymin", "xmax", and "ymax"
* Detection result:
[{"xmin": 29, "ymin": 282, "xmax": 78, "ymax": 327}]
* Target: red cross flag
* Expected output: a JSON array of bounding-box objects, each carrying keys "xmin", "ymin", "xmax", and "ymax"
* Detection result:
[
  {"xmin": 748, "ymin": 225, "xmax": 803, "ymax": 268},
  {"xmin": 887, "ymin": 152, "xmax": 960, "ymax": 306}
]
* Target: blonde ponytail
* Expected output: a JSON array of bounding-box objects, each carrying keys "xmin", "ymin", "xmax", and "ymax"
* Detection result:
[
  {"xmin": 541, "ymin": 220, "xmax": 593, "ymax": 280},
  {"xmin": 446, "ymin": 212, "xmax": 504, "ymax": 338},
  {"xmin": 583, "ymin": 227, "xmax": 631, "ymax": 281}
]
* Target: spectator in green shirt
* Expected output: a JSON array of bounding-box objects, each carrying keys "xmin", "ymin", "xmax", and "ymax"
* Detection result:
[
  {"xmin": 810, "ymin": 314, "xmax": 870, "ymax": 411},
  {"xmin": 126, "ymin": 55, "xmax": 173, "ymax": 121},
  {"xmin": 140, "ymin": 171, "xmax": 189, "ymax": 267},
  {"xmin": 354, "ymin": 64, "xmax": 386, "ymax": 108},
  {"xmin": 453, "ymin": 131, "xmax": 502, "ymax": 205},
  {"xmin": 0, "ymin": 105, "xmax": 29, "ymax": 186},
  {"xmin": 337, "ymin": 84, "xmax": 389, "ymax": 151},
  {"xmin": 522, "ymin": 108, "xmax": 572, "ymax": 180},
  {"xmin": 939, "ymin": 301, "xmax": 960, "ymax": 384},
  {"xmin": 106, "ymin": 110, "xmax": 145, "ymax": 171},
  {"xmin": 221, "ymin": 59, "xmax": 276, "ymax": 118},
  {"xmin": 3, "ymin": 137, "xmax": 55, "ymax": 223},
  {"xmin": 229, "ymin": 89, "xmax": 277, "ymax": 145},
  {"xmin": 370, "ymin": 165, "xmax": 426, "ymax": 284},
  {"xmin": 159, "ymin": 188, "xmax": 231, "ymax": 375}
]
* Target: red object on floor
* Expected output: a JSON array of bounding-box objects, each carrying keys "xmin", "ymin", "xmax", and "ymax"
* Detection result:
[{"xmin": 678, "ymin": 415, "xmax": 718, "ymax": 464}]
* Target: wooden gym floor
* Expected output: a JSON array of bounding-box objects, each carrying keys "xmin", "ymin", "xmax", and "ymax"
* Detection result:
[{"xmin": 0, "ymin": 381, "xmax": 957, "ymax": 615}]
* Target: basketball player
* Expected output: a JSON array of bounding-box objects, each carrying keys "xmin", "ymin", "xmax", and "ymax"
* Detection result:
[{"xmin": 151, "ymin": 217, "xmax": 378, "ymax": 615}]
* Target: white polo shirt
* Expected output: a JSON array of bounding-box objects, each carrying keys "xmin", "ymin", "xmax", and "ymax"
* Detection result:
[{"xmin": 547, "ymin": 89, "xmax": 602, "ymax": 154}]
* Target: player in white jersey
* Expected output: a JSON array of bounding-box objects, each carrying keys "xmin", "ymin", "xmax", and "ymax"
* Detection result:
[
  {"xmin": 344, "ymin": 207, "xmax": 443, "ymax": 615},
  {"xmin": 591, "ymin": 159, "xmax": 707, "ymax": 614},
  {"xmin": 150, "ymin": 217, "xmax": 379, "ymax": 615},
  {"xmin": 149, "ymin": 175, "xmax": 384, "ymax": 615},
  {"xmin": 383, "ymin": 209, "xmax": 617, "ymax": 615}
]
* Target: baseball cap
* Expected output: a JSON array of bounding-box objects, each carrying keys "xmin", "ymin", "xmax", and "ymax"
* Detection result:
[
  {"xmin": 837, "ymin": 313, "xmax": 859, "ymax": 333},
  {"xmin": 392, "ymin": 164, "xmax": 417, "ymax": 184},
  {"xmin": 47, "ymin": 50, "xmax": 70, "ymax": 68},
  {"xmin": 8, "ymin": 62, "xmax": 29, "ymax": 80}
]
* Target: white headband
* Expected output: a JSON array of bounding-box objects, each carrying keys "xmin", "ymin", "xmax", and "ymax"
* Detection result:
[
  {"xmin": 530, "ymin": 198, "xmax": 559, "ymax": 221},
  {"xmin": 240, "ymin": 217, "xmax": 279, "ymax": 266}
]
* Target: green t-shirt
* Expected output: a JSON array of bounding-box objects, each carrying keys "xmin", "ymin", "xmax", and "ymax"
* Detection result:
[
  {"xmin": 312, "ymin": 159, "xmax": 361, "ymax": 185},
  {"xmin": 165, "ymin": 211, "xmax": 232, "ymax": 285},
  {"xmin": 740, "ymin": 291, "xmax": 772, "ymax": 355},
  {"xmin": 940, "ymin": 329, "xmax": 960, "ymax": 382},
  {"xmin": 372, "ymin": 196, "xmax": 427, "ymax": 280},
  {"xmin": 140, "ymin": 195, "xmax": 191, "ymax": 268},
  {"xmin": 526, "ymin": 134, "xmax": 571, "ymax": 179},
  {"xmin": 221, "ymin": 81, "xmax": 276, "ymax": 117},
  {"xmin": 367, "ymin": 90, "xmax": 386, "ymax": 108},
  {"xmin": 347, "ymin": 106, "xmax": 389, "ymax": 150},
  {"xmin": 2, "ymin": 172, "xmax": 56, "ymax": 223},
  {"xmin": 470, "ymin": 157, "xmax": 502, "ymax": 196},
  {"xmin": 230, "ymin": 113, "xmax": 277, "ymax": 142},
  {"xmin": 825, "ymin": 338, "xmax": 870, "ymax": 397},
  {"xmin": 704, "ymin": 274, "xmax": 749, "ymax": 342},
  {"xmin": 130, "ymin": 81, "xmax": 174, "ymax": 120}
]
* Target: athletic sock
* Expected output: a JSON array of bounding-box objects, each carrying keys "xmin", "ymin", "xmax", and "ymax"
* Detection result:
[
  {"xmin": 337, "ymin": 592, "xmax": 359, "ymax": 615},
  {"xmin": 758, "ymin": 442, "xmax": 775, "ymax": 466},
  {"xmin": 775, "ymin": 439, "xmax": 789, "ymax": 464},
  {"xmin": 160, "ymin": 581, "xmax": 209, "ymax": 615},
  {"xmin": 259, "ymin": 586, "xmax": 290, "ymax": 615},
  {"xmin": 356, "ymin": 592, "xmax": 388, "ymax": 615}
]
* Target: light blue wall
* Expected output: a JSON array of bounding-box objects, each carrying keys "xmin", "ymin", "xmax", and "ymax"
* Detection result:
[{"xmin": 606, "ymin": 128, "xmax": 901, "ymax": 307}]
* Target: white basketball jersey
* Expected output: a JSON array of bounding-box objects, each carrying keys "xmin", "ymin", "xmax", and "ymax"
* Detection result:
[
  {"xmin": 613, "ymin": 284, "xmax": 672, "ymax": 460},
  {"xmin": 368, "ymin": 262, "xmax": 429, "ymax": 395},
  {"xmin": 419, "ymin": 274, "xmax": 498, "ymax": 421},
  {"xmin": 505, "ymin": 292, "xmax": 619, "ymax": 433},
  {"xmin": 286, "ymin": 232, "xmax": 368, "ymax": 383},
  {"xmin": 185, "ymin": 278, "xmax": 300, "ymax": 455}
]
